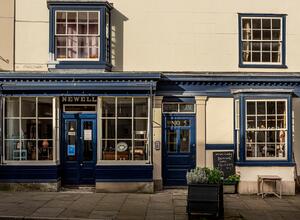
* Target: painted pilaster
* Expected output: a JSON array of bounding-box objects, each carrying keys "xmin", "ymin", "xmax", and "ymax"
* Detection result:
[
  {"xmin": 195, "ymin": 96, "xmax": 208, "ymax": 167},
  {"xmin": 153, "ymin": 96, "xmax": 163, "ymax": 190}
]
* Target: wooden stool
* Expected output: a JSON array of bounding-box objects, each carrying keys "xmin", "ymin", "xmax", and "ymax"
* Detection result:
[{"xmin": 257, "ymin": 175, "xmax": 282, "ymax": 199}]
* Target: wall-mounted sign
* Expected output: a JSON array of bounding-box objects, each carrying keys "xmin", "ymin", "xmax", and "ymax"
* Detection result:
[
  {"xmin": 84, "ymin": 129, "xmax": 92, "ymax": 141},
  {"xmin": 167, "ymin": 120, "xmax": 190, "ymax": 127},
  {"xmin": 62, "ymin": 96, "xmax": 97, "ymax": 104},
  {"xmin": 68, "ymin": 131, "xmax": 76, "ymax": 136},
  {"xmin": 67, "ymin": 145, "xmax": 75, "ymax": 156},
  {"xmin": 154, "ymin": 141, "xmax": 160, "ymax": 150}
]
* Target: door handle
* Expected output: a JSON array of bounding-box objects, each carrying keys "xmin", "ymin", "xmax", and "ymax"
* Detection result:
[{"xmin": 80, "ymin": 163, "xmax": 83, "ymax": 167}]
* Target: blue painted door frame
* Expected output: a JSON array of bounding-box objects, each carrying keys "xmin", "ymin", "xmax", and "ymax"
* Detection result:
[
  {"xmin": 162, "ymin": 115, "xmax": 196, "ymax": 186},
  {"xmin": 61, "ymin": 113, "xmax": 97, "ymax": 185}
]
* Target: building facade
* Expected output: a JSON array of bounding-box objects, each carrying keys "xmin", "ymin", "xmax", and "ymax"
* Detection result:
[{"xmin": 0, "ymin": 0, "xmax": 300, "ymax": 195}]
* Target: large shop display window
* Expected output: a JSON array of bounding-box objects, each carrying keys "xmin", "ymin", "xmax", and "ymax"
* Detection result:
[
  {"xmin": 101, "ymin": 97, "xmax": 150, "ymax": 161},
  {"xmin": 4, "ymin": 97, "xmax": 55, "ymax": 161},
  {"xmin": 235, "ymin": 96, "xmax": 290, "ymax": 162}
]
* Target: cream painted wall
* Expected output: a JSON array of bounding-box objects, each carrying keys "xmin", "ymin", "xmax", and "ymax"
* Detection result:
[
  {"xmin": 15, "ymin": 0, "xmax": 48, "ymax": 71},
  {"xmin": 10, "ymin": 0, "xmax": 300, "ymax": 72},
  {"xmin": 293, "ymin": 98, "xmax": 300, "ymax": 175},
  {"xmin": 0, "ymin": 0, "xmax": 14, "ymax": 71},
  {"xmin": 206, "ymin": 98, "xmax": 234, "ymax": 144}
]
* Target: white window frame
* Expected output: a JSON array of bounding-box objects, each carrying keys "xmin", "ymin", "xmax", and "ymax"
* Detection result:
[
  {"xmin": 3, "ymin": 97, "xmax": 58, "ymax": 165},
  {"xmin": 241, "ymin": 16, "xmax": 283, "ymax": 65},
  {"xmin": 98, "ymin": 96, "xmax": 151, "ymax": 165},
  {"xmin": 245, "ymin": 99, "xmax": 288, "ymax": 160},
  {"xmin": 54, "ymin": 10, "xmax": 101, "ymax": 61}
]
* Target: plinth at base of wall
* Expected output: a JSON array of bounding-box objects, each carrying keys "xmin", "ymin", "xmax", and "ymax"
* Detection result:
[
  {"xmin": 0, "ymin": 181, "xmax": 61, "ymax": 192},
  {"xmin": 96, "ymin": 182, "xmax": 154, "ymax": 193}
]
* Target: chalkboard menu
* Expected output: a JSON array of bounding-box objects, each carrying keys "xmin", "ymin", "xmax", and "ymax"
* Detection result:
[{"xmin": 213, "ymin": 151, "xmax": 235, "ymax": 178}]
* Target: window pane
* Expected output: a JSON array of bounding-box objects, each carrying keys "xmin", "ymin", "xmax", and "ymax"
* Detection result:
[
  {"xmin": 179, "ymin": 104, "xmax": 194, "ymax": 112},
  {"xmin": 272, "ymin": 19, "xmax": 281, "ymax": 29},
  {"xmin": 253, "ymin": 19, "xmax": 261, "ymax": 29},
  {"xmin": 88, "ymin": 24, "xmax": 98, "ymax": 34},
  {"xmin": 253, "ymin": 30, "xmax": 261, "ymax": 40},
  {"xmin": 247, "ymin": 116, "xmax": 256, "ymax": 129},
  {"xmin": 257, "ymin": 144, "xmax": 266, "ymax": 157},
  {"xmin": 252, "ymin": 42, "xmax": 261, "ymax": 51},
  {"xmin": 262, "ymin": 19, "xmax": 271, "ymax": 29},
  {"xmin": 78, "ymin": 47, "xmax": 89, "ymax": 58},
  {"xmin": 56, "ymin": 12, "xmax": 66, "ymax": 22},
  {"xmin": 66, "ymin": 121, "xmax": 76, "ymax": 161},
  {"xmin": 272, "ymin": 52, "xmax": 280, "ymax": 63},
  {"xmin": 67, "ymin": 12, "xmax": 77, "ymax": 23},
  {"xmin": 21, "ymin": 119, "xmax": 36, "ymax": 139},
  {"xmin": 134, "ymin": 140, "xmax": 147, "ymax": 160},
  {"xmin": 247, "ymin": 102, "xmax": 255, "ymax": 115},
  {"xmin": 257, "ymin": 116, "xmax": 266, "ymax": 129},
  {"xmin": 78, "ymin": 12, "xmax": 87, "ymax": 23},
  {"xmin": 267, "ymin": 131, "xmax": 275, "ymax": 142},
  {"xmin": 67, "ymin": 47, "xmax": 77, "ymax": 58},
  {"xmin": 102, "ymin": 119, "xmax": 115, "ymax": 139},
  {"xmin": 5, "ymin": 140, "xmax": 20, "ymax": 160},
  {"xmin": 277, "ymin": 101, "xmax": 286, "ymax": 114},
  {"xmin": 117, "ymin": 119, "xmax": 132, "ymax": 138},
  {"xmin": 267, "ymin": 144, "xmax": 275, "ymax": 157},
  {"xmin": 262, "ymin": 52, "xmax": 271, "ymax": 62},
  {"xmin": 56, "ymin": 48, "xmax": 66, "ymax": 59},
  {"xmin": 5, "ymin": 97, "xmax": 19, "ymax": 117},
  {"xmin": 5, "ymin": 119, "xmax": 20, "ymax": 139},
  {"xmin": 102, "ymin": 98, "xmax": 115, "ymax": 117},
  {"xmin": 89, "ymin": 47, "xmax": 99, "ymax": 59},
  {"xmin": 257, "ymin": 102, "xmax": 266, "ymax": 114},
  {"xmin": 179, "ymin": 129, "xmax": 190, "ymax": 152},
  {"xmin": 89, "ymin": 12, "xmax": 98, "ymax": 23},
  {"xmin": 67, "ymin": 23, "xmax": 77, "ymax": 34},
  {"xmin": 267, "ymin": 102, "xmax": 275, "ymax": 114},
  {"xmin": 38, "ymin": 140, "xmax": 53, "ymax": 160},
  {"xmin": 163, "ymin": 104, "xmax": 178, "ymax": 112},
  {"xmin": 78, "ymin": 37, "xmax": 88, "ymax": 47},
  {"xmin": 246, "ymin": 131, "xmax": 255, "ymax": 143},
  {"xmin": 117, "ymin": 98, "xmax": 132, "ymax": 117},
  {"xmin": 56, "ymin": 37, "xmax": 66, "ymax": 47},
  {"xmin": 102, "ymin": 140, "xmax": 115, "ymax": 160},
  {"xmin": 243, "ymin": 51, "xmax": 251, "ymax": 62},
  {"xmin": 262, "ymin": 30, "xmax": 271, "ymax": 40},
  {"xmin": 252, "ymin": 52, "xmax": 260, "ymax": 62},
  {"xmin": 267, "ymin": 115, "xmax": 275, "ymax": 129},
  {"xmin": 134, "ymin": 98, "xmax": 148, "ymax": 117},
  {"xmin": 56, "ymin": 23, "xmax": 66, "ymax": 34},
  {"xmin": 38, "ymin": 98, "xmax": 53, "ymax": 117},
  {"xmin": 262, "ymin": 43, "xmax": 271, "ymax": 51},
  {"xmin": 277, "ymin": 115, "xmax": 286, "ymax": 129},
  {"xmin": 78, "ymin": 23, "xmax": 87, "ymax": 34},
  {"xmin": 89, "ymin": 37, "xmax": 99, "ymax": 47},
  {"xmin": 116, "ymin": 140, "xmax": 132, "ymax": 160},
  {"xmin": 247, "ymin": 144, "xmax": 255, "ymax": 157},
  {"xmin": 38, "ymin": 119, "xmax": 53, "ymax": 139},
  {"xmin": 21, "ymin": 97, "xmax": 36, "ymax": 117},
  {"xmin": 23, "ymin": 140, "xmax": 36, "ymax": 160},
  {"xmin": 272, "ymin": 30, "xmax": 280, "ymax": 40},
  {"xmin": 257, "ymin": 131, "xmax": 265, "ymax": 142},
  {"xmin": 242, "ymin": 19, "xmax": 251, "ymax": 29},
  {"xmin": 134, "ymin": 119, "xmax": 147, "ymax": 139},
  {"xmin": 277, "ymin": 130, "xmax": 286, "ymax": 143},
  {"xmin": 167, "ymin": 129, "xmax": 176, "ymax": 152}
]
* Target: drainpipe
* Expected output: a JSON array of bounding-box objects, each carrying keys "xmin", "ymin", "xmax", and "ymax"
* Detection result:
[{"xmin": 12, "ymin": 0, "xmax": 16, "ymax": 72}]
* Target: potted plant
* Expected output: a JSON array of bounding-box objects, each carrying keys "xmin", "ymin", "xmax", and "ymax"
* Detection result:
[
  {"xmin": 223, "ymin": 174, "xmax": 240, "ymax": 194},
  {"xmin": 186, "ymin": 167, "xmax": 224, "ymax": 219}
]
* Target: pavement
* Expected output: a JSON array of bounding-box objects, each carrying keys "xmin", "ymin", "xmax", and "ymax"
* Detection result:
[{"xmin": 0, "ymin": 189, "xmax": 299, "ymax": 220}]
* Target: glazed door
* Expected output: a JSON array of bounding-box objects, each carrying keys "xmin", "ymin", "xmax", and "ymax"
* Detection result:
[
  {"xmin": 62, "ymin": 114, "xmax": 97, "ymax": 185},
  {"xmin": 163, "ymin": 115, "xmax": 196, "ymax": 186}
]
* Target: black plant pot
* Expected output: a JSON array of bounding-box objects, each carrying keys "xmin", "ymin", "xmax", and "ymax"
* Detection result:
[{"xmin": 187, "ymin": 183, "xmax": 224, "ymax": 219}]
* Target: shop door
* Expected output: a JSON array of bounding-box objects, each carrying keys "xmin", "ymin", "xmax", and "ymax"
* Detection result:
[
  {"xmin": 163, "ymin": 115, "xmax": 196, "ymax": 186},
  {"xmin": 62, "ymin": 113, "xmax": 97, "ymax": 185}
]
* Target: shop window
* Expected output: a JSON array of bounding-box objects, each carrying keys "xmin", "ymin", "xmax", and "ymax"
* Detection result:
[
  {"xmin": 239, "ymin": 14, "xmax": 286, "ymax": 68},
  {"xmin": 101, "ymin": 97, "xmax": 149, "ymax": 161},
  {"xmin": 48, "ymin": 2, "xmax": 113, "ymax": 70},
  {"xmin": 245, "ymin": 100, "xmax": 287, "ymax": 159},
  {"xmin": 4, "ymin": 97, "xmax": 55, "ymax": 161}
]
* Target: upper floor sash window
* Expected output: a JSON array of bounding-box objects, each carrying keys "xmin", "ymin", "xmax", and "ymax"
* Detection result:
[{"xmin": 239, "ymin": 14, "xmax": 286, "ymax": 68}]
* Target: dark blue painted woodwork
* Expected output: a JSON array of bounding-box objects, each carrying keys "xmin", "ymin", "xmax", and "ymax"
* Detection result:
[
  {"xmin": 61, "ymin": 113, "xmax": 97, "ymax": 185},
  {"xmin": 163, "ymin": 115, "xmax": 196, "ymax": 186},
  {"xmin": 234, "ymin": 93, "xmax": 293, "ymax": 165},
  {"xmin": 238, "ymin": 13, "xmax": 287, "ymax": 68},
  {"xmin": 0, "ymin": 165, "xmax": 60, "ymax": 182},
  {"xmin": 96, "ymin": 165, "xmax": 153, "ymax": 182},
  {"xmin": 48, "ymin": 2, "xmax": 113, "ymax": 70},
  {"xmin": 205, "ymin": 144, "xmax": 235, "ymax": 150}
]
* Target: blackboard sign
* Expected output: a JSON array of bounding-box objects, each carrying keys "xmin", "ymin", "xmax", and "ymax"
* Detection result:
[{"xmin": 213, "ymin": 151, "xmax": 235, "ymax": 178}]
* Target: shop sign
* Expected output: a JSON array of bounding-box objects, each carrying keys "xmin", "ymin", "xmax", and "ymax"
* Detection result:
[
  {"xmin": 84, "ymin": 129, "xmax": 92, "ymax": 141},
  {"xmin": 62, "ymin": 96, "xmax": 97, "ymax": 104},
  {"xmin": 213, "ymin": 151, "xmax": 234, "ymax": 178},
  {"xmin": 167, "ymin": 120, "xmax": 190, "ymax": 127}
]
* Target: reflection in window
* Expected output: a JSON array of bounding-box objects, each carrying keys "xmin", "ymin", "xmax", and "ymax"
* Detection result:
[
  {"xmin": 245, "ymin": 100, "xmax": 287, "ymax": 159},
  {"xmin": 4, "ymin": 97, "xmax": 54, "ymax": 161},
  {"xmin": 101, "ymin": 97, "xmax": 149, "ymax": 161}
]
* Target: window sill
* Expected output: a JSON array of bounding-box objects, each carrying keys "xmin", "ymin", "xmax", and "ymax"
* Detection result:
[
  {"xmin": 236, "ymin": 161, "xmax": 294, "ymax": 166},
  {"xmin": 48, "ymin": 60, "xmax": 112, "ymax": 71},
  {"xmin": 239, "ymin": 63, "xmax": 288, "ymax": 69},
  {"xmin": 2, "ymin": 161, "xmax": 58, "ymax": 166}
]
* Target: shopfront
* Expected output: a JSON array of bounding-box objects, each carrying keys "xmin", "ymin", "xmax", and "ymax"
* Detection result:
[{"xmin": 0, "ymin": 73, "xmax": 160, "ymax": 192}]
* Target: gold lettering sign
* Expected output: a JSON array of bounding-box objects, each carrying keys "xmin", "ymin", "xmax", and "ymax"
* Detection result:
[{"xmin": 61, "ymin": 96, "xmax": 97, "ymax": 104}]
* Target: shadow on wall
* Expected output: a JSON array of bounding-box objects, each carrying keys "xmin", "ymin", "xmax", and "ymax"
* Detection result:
[{"xmin": 111, "ymin": 8, "xmax": 128, "ymax": 71}]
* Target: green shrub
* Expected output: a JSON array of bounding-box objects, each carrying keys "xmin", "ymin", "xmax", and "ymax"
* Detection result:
[
  {"xmin": 224, "ymin": 174, "xmax": 240, "ymax": 185},
  {"xmin": 186, "ymin": 167, "xmax": 223, "ymax": 184}
]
